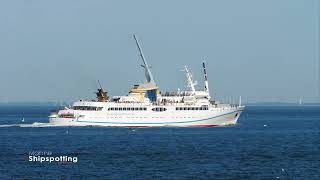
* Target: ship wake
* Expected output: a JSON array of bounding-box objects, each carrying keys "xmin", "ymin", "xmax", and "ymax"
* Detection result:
[{"xmin": 0, "ymin": 122, "xmax": 60, "ymax": 128}]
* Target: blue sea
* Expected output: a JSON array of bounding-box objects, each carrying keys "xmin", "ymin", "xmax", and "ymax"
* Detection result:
[{"xmin": 0, "ymin": 105, "xmax": 319, "ymax": 179}]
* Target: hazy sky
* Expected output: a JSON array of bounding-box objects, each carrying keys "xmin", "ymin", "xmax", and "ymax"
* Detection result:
[{"xmin": 0, "ymin": 0, "xmax": 318, "ymax": 103}]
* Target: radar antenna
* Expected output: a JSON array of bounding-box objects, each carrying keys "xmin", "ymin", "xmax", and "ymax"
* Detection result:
[{"xmin": 133, "ymin": 35, "xmax": 155, "ymax": 84}]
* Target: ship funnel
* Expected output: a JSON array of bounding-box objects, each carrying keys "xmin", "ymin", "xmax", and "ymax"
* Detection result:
[{"xmin": 133, "ymin": 35, "xmax": 155, "ymax": 84}]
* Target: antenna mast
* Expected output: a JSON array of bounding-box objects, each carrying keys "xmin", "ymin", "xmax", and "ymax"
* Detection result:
[
  {"xmin": 202, "ymin": 62, "xmax": 211, "ymax": 100},
  {"xmin": 183, "ymin": 66, "xmax": 197, "ymax": 94},
  {"xmin": 98, "ymin": 80, "xmax": 103, "ymax": 89},
  {"xmin": 133, "ymin": 35, "xmax": 155, "ymax": 84}
]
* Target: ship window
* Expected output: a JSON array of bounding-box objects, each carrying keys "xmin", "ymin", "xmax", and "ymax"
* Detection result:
[
  {"xmin": 152, "ymin": 107, "xmax": 167, "ymax": 112},
  {"xmin": 135, "ymin": 108, "xmax": 139, "ymax": 111},
  {"xmin": 144, "ymin": 107, "xmax": 147, "ymax": 111},
  {"xmin": 192, "ymin": 107, "xmax": 195, "ymax": 110},
  {"xmin": 119, "ymin": 108, "xmax": 123, "ymax": 111},
  {"xmin": 201, "ymin": 105, "xmax": 208, "ymax": 110},
  {"xmin": 59, "ymin": 114, "xmax": 75, "ymax": 118},
  {"xmin": 74, "ymin": 106, "xmax": 103, "ymax": 111}
]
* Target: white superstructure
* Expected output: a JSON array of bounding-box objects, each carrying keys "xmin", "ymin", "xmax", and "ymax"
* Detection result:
[{"xmin": 49, "ymin": 36, "xmax": 244, "ymax": 127}]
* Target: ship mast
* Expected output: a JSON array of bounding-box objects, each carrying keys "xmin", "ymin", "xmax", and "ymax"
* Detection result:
[
  {"xmin": 133, "ymin": 35, "xmax": 155, "ymax": 84},
  {"xmin": 183, "ymin": 66, "xmax": 197, "ymax": 94},
  {"xmin": 96, "ymin": 80, "xmax": 108, "ymax": 102},
  {"xmin": 202, "ymin": 62, "xmax": 211, "ymax": 100}
]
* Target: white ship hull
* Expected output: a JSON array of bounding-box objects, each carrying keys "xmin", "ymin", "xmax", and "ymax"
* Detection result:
[
  {"xmin": 49, "ymin": 36, "xmax": 245, "ymax": 128},
  {"xmin": 49, "ymin": 106, "xmax": 244, "ymax": 127}
]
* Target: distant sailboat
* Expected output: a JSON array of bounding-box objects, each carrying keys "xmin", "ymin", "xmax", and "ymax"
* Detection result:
[
  {"xmin": 299, "ymin": 97, "xmax": 302, "ymax": 105},
  {"xmin": 21, "ymin": 118, "xmax": 25, "ymax": 123}
]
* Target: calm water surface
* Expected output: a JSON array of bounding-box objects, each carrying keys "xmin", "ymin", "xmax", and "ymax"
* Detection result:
[{"xmin": 0, "ymin": 105, "xmax": 319, "ymax": 179}]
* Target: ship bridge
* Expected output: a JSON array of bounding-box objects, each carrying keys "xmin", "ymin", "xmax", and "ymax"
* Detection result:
[{"xmin": 130, "ymin": 82, "xmax": 159, "ymax": 102}]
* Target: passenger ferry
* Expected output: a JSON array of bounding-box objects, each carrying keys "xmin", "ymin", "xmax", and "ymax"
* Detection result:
[{"xmin": 49, "ymin": 36, "xmax": 244, "ymax": 127}]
